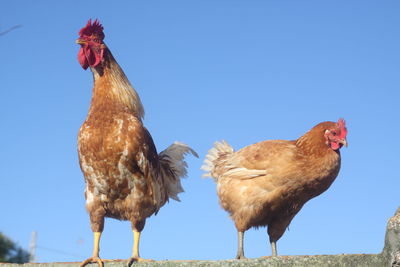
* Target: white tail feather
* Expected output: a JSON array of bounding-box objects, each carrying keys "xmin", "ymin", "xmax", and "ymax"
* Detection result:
[
  {"xmin": 159, "ymin": 142, "xmax": 198, "ymax": 201},
  {"xmin": 202, "ymin": 141, "xmax": 267, "ymax": 180},
  {"xmin": 201, "ymin": 141, "xmax": 234, "ymax": 179}
]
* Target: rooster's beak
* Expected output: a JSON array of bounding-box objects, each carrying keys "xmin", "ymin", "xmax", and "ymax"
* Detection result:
[{"xmin": 76, "ymin": 38, "xmax": 86, "ymax": 45}]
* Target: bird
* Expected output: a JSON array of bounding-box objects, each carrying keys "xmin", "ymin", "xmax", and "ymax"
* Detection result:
[
  {"xmin": 76, "ymin": 19, "xmax": 198, "ymax": 267},
  {"xmin": 202, "ymin": 119, "xmax": 348, "ymax": 259}
]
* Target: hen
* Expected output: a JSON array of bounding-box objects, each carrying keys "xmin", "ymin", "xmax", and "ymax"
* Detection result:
[
  {"xmin": 202, "ymin": 119, "xmax": 348, "ymax": 259},
  {"xmin": 76, "ymin": 19, "xmax": 197, "ymax": 266}
]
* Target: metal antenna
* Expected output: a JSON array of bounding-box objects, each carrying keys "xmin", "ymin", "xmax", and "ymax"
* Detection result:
[{"xmin": 29, "ymin": 231, "xmax": 37, "ymax": 263}]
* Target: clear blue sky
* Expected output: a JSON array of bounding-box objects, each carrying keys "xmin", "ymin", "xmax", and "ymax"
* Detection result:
[{"xmin": 1, "ymin": 0, "xmax": 399, "ymax": 263}]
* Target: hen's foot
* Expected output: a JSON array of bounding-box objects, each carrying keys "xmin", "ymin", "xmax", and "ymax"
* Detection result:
[
  {"xmin": 80, "ymin": 256, "xmax": 104, "ymax": 267},
  {"xmin": 235, "ymin": 254, "xmax": 247, "ymax": 260},
  {"xmin": 128, "ymin": 257, "xmax": 154, "ymax": 266},
  {"xmin": 235, "ymin": 231, "xmax": 246, "ymax": 260}
]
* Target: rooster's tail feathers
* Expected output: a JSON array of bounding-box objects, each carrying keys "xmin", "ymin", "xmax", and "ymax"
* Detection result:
[{"xmin": 159, "ymin": 142, "xmax": 198, "ymax": 201}]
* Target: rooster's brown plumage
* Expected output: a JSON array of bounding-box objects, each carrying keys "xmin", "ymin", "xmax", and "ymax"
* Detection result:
[{"xmin": 76, "ymin": 19, "xmax": 197, "ymax": 267}]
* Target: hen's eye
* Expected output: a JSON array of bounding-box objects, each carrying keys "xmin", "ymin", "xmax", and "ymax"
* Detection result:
[{"xmin": 332, "ymin": 131, "xmax": 337, "ymax": 136}]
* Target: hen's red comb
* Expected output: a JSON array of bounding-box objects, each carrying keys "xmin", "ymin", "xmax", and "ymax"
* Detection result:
[
  {"xmin": 338, "ymin": 118, "xmax": 347, "ymax": 138},
  {"xmin": 79, "ymin": 19, "xmax": 105, "ymax": 40}
]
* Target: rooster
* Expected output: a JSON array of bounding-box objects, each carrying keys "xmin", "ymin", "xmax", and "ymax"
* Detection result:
[
  {"xmin": 202, "ymin": 119, "xmax": 348, "ymax": 259},
  {"xmin": 76, "ymin": 19, "xmax": 198, "ymax": 267}
]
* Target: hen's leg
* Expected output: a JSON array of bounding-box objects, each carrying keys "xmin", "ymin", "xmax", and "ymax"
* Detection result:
[
  {"xmin": 270, "ymin": 240, "xmax": 277, "ymax": 256},
  {"xmin": 235, "ymin": 231, "xmax": 246, "ymax": 259},
  {"xmin": 128, "ymin": 221, "xmax": 153, "ymax": 266},
  {"xmin": 268, "ymin": 218, "xmax": 291, "ymax": 257}
]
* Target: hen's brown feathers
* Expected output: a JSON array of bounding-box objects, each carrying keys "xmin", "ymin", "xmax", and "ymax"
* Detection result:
[{"xmin": 202, "ymin": 121, "xmax": 345, "ymax": 240}]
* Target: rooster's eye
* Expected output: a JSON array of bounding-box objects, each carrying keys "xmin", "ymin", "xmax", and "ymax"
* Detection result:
[{"xmin": 332, "ymin": 132, "xmax": 337, "ymax": 136}]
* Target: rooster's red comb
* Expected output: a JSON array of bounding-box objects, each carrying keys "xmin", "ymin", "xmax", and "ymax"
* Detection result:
[
  {"xmin": 79, "ymin": 19, "xmax": 105, "ymax": 40},
  {"xmin": 338, "ymin": 118, "xmax": 347, "ymax": 138}
]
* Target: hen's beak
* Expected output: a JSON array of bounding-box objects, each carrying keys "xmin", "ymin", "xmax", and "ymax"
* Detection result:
[
  {"xmin": 340, "ymin": 139, "xmax": 348, "ymax": 148},
  {"xmin": 76, "ymin": 38, "xmax": 86, "ymax": 45}
]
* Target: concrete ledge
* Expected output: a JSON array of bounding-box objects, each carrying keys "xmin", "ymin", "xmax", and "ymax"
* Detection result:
[
  {"xmin": 2, "ymin": 208, "xmax": 399, "ymax": 267},
  {"xmin": 0, "ymin": 255, "xmax": 387, "ymax": 267}
]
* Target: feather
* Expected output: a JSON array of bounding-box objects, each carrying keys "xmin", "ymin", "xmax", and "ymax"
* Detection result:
[
  {"xmin": 77, "ymin": 20, "xmax": 197, "ymax": 264},
  {"xmin": 159, "ymin": 142, "xmax": 199, "ymax": 201},
  {"xmin": 202, "ymin": 120, "xmax": 347, "ymax": 258}
]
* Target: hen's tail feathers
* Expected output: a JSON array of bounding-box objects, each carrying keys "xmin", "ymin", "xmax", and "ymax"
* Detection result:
[
  {"xmin": 159, "ymin": 142, "xmax": 198, "ymax": 201},
  {"xmin": 201, "ymin": 140, "xmax": 234, "ymax": 180}
]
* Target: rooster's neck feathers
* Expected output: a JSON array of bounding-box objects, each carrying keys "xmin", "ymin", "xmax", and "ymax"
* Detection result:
[{"xmin": 89, "ymin": 47, "xmax": 145, "ymax": 120}]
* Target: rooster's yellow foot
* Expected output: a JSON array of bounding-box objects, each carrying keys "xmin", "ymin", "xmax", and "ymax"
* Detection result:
[{"xmin": 80, "ymin": 256, "xmax": 104, "ymax": 267}]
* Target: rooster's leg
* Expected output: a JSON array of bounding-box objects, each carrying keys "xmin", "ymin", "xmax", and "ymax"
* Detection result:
[
  {"xmin": 127, "ymin": 230, "xmax": 154, "ymax": 266},
  {"xmin": 80, "ymin": 232, "xmax": 104, "ymax": 267},
  {"xmin": 132, "ymin": 230, "xmax": 141, "ymax": 259},
  {"xmin": 271, "ymin": 240, "xmax": 277, "ymax": 256},
  {"xmin": 235, "ymin": 231, "xmax": 246, "ymax": 259}
]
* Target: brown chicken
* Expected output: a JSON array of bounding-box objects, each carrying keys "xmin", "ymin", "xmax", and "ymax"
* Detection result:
[
  {"xmin": 76, "ymin": 19, "xmax": 197, "ymax": 267},
  {"xmin": 202, "ymin": 119, "xmax": 348, "ymax": 259}
]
